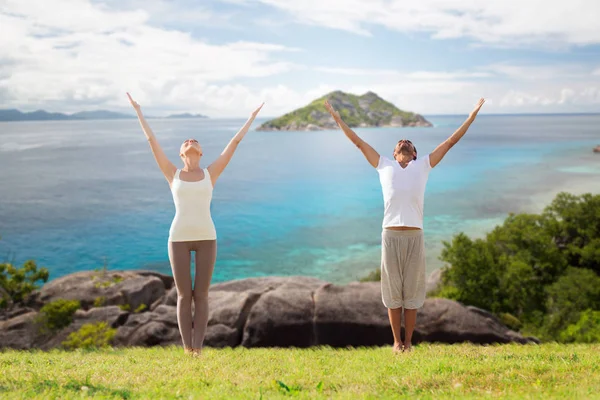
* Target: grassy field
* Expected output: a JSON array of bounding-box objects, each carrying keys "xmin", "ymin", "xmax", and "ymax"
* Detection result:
[{"xmin": 1, "ymin": 344, "xmax": 599, "ymax": 399}]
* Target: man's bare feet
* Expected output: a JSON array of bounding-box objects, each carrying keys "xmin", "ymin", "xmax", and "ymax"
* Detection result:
[
  {"xmin": 191, "ymin": 347, "xmax": 202, "ymax": 357},
  {"xmin": 184, "ymin": 346, "xmax": 193, "ymax": 355},
  {"xmin": 403, "ymin": 342, "xmax": 413, "ymax": 352},
  {"xmin": 393, "ymin": 343, "xmax": 403, "ymax": 353}
]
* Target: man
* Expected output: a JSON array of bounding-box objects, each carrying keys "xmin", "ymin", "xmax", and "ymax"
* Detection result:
[{"xmin": 324, "ymin": 98, "xmax": 485, "ymax": 352}]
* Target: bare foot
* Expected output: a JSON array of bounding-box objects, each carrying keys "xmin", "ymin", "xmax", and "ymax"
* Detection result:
[
  {"xmin": 184, "ymin": 346, "xmax": 193, "ymax": 355},
  {"xmin": 191, "ymin": 348, "xmax": 202, "ymax": 358},
  {"xmin": 393, "ymin": 343, "xmax": 403, "ymax": 353},
  {"xmin": 403, "ymin": 342, "xmax": 413, "ymax": 352}
]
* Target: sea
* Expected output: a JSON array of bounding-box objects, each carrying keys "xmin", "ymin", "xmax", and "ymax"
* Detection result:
[{"xmin": 0, "ymin": 114, "xmax": 599, "ymax": 283}]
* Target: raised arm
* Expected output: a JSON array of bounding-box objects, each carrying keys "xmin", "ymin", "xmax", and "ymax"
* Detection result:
[
  {"xmin": 127, "ymin": 93, "xmax": 177, "ymax": 184},
  {"xmin": 324, "ymin": 100, "xmax": 380, "ymax": 168},
  {"xmin": 207, "ymin": 103, "xmax": 264, "ymax": 186},
  {"xmin": 429, "ymin": 98, "xmax": 485, "ymax": 168}
]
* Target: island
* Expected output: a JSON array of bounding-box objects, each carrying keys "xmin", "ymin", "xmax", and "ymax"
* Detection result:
[
  {"xmin": 257, "ymin": 91, "xmax": 432, "ymax": 131},
  {"xmin": 165, "ymin": 113, "xmax": 208, "ymax": 119}
]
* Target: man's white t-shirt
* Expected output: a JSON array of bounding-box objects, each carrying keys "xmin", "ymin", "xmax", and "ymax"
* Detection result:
[{"xmin": 376, "ymin": 155, "xmax": 432, "ymax": 229}]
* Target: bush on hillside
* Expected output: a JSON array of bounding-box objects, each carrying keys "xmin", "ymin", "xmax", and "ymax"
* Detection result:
[
  {"xmin": 542, "ymin": 267, "xmax": 600, "ymax": 336},
  {"xmin": 36, "ymin": 299, "xmax": 81, "ymax": 333},
  {"xmin": 359, "ymin": 268, "xmax": 381, "ymax": 282},
  {"xmin": 559, "ymin": 309, "xmax": 600, "ymax": 343},
  {"xmin": 0, "ymin": 260, "xmax": 49, "ymax": 308},
  {"xmin": 437, "ymin": 192, "xmax": 600, "ymax": 341},
  {"xmin": 62, "ymin": 322, "xmax": 116, "ymax": 350}
]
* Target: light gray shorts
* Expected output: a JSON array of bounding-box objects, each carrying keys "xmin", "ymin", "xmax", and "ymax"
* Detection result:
[{"xmin": 380, "ymin": 229, "xmax": 427, "ymax": 309}]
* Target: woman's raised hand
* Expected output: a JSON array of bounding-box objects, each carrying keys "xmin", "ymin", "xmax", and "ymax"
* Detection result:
[{"xmin": 126, "ymin": 92, "xmax": 141, "ymax": 112}]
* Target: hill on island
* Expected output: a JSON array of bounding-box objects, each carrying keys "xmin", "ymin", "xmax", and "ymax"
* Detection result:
[
  {"xmin": 165, "ymin": 113, "xmax": 207, "ymax": 119},
  {"xmin": 257, "ymin": 91, "xmax": 432, "ymax": 131}
]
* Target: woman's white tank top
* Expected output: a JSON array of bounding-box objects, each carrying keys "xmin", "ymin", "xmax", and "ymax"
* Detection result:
[{"xmin": 168, "ymin": 168, "xmax": 217, "ymax": 242}]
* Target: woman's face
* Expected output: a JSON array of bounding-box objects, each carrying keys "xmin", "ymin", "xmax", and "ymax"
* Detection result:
[{"xmin": 180, "ymin": 138, "xmax": 203, "ymax": 157}]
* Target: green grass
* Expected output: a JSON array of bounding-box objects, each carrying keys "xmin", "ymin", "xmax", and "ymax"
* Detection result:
[{"xmin": 1, "ymin": 344, "xmax": 599, "ymax": 399}]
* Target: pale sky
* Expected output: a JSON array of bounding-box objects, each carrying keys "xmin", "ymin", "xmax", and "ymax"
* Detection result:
[{"xmin": 1, "ymin": 0, "xmax": 600, "ymax": 117}]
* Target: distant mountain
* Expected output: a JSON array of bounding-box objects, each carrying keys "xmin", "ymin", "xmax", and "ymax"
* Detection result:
[
  {"xmin": 165, "ymin": 113, "xmax": 208, "ymax": 119},
  {"xmin": 0, "ymin": 109, "xmax": 209, "ymax": 122},
  {"xmin": 70, "ymin": 110, "xmax": 135, "ymax": 120},
  {"xmin": 257, "ymin": 90, "xmax": 432, "ymax": 131},
  {"xmin": 0, "ymin": 109, "xmax": 135, "ymax": 122}
]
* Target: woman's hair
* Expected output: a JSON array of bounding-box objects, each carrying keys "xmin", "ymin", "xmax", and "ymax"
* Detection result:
[{"xmin": 394, "ymin": 139, "xmax": 417, "ymax": 161}]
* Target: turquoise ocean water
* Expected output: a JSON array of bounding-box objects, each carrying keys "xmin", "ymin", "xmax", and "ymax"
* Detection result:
[{"xmin": 0, "ymin": 114, "xmax": 599, "ymax": 283}]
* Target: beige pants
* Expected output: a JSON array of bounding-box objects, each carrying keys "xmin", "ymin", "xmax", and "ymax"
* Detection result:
[{"xmin": 380, "ymin": 229, "xmax": 426, "ymax": 309}]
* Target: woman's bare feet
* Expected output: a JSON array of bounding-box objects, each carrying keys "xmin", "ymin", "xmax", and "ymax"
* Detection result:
[
  {"xmin": 393, "ymin": 343, "xmax": 403, "ymax": 353},
  {"xmin": 191, "ymin": 347, "xmax": 202, "ymax": 357},
  {"xmin": 403, "ymin": 342, "xmax": 413, "ymax": 352},
  {"xmin": 184, "ymin": 346, "xmax": 193, "ymax": 355}
]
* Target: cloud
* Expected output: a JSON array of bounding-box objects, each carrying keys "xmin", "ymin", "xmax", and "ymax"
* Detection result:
[
  {"xmin": 248, "ymin": 0, "xmax": 600, "ymax": 46},
  {"xmin": 0, "ymin": 0, "xmax": 297, "ymax": 115},
  {"xmin": 1, "ymin": 0, "xmax": 599, "ymax": 116},
  {"xmin": 93, "ymin": 0, "xmax": 237, "ymax": 29}
]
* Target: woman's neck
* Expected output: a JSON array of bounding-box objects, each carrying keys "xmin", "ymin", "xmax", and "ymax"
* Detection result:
[{"xmin": 181, "ymin": 156, "xmax": 201, "ymax": 171}]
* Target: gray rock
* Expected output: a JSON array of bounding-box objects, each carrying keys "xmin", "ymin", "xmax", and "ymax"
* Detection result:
[
  {"xmin": 119, "ymin": 276, "xmax": 165, "ymax": 311},
  {"xmin": 211, "ymin": 276, "xmax": 326, "ymax": 293},
  {"xmin": 426, "ymin": 269, "xmax": 443, "ymax": 295},
  {"xmin": 114, "ymin": 305, "xmax": 180, "ymax": 347},
  {"xmin": 128, "ymin": 320, "xmax": 180, "ymax": 347},
  {"xmin": 163, "ymin": 287, "xmax": 177, "ymax": 306},
  {"xmin": 242, "ymin": 287, "xmax": 315, "ymax": 347},
  {"xmin": 1, "ymin": 272, "xmax": 537, "ymax": 349},
  {"xmin": 0, "ymin": 311, "xmax": 39, "ymax": 349},
  {"xmin": 416, "ymin": 298, "xmax": 533, "ymax": 344},
  {"xmin": 34, "ymin": 271, "xmax": 166, "ymax": 310},
  {"xmin": 314, "ymin": 282, "xmax": 391, "ymax": 347},
  {"xmin": 205, "ymin": 324, "xmax": 238, "ymax": 348}
]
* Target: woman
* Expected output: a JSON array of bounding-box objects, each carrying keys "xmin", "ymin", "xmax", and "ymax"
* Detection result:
[
  {"xmin": 127, "ymin": 93, "xmax": 264, "ymax": 356},
  {"xmin": 324, "ymin": 98, "xmax": 485, "ymax": 352}
]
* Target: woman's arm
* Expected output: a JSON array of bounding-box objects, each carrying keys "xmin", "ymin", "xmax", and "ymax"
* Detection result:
[
  {"xmin": 324, "ymin": 100, "xmax": 380, "ymax": 168},
  {"xmin": 127, "ymin": 93, "xmax": 177, "ymax": 184},
  {"xmin": 207, "ymin": 103, "xmax": 264, "ymax": 186},
  {"xmin": 429, "ymin": 98, "xmax": 485, "ymax": 168}
]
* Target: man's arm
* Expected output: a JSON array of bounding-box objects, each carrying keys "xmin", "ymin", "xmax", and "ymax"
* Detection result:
[
  {"xmin": 429, "ymin": 98, "xmax": 485, "ymax": 168},
  {"xmin": 324, "ymin": 100, "xmax": 380, "ymax": 168}
]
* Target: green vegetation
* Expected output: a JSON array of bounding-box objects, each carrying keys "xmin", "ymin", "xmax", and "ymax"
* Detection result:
[
  {"xmin": 0, "ymin": 259, "xmax": 49, "ymax": 308},
  {"xmin": 118, "ymin": 303, "xmax": 146, "ymax": 313},
  {"xmin": 359, "ymin": 268, "xmax": 381, "ymax": 282},
  {"xmin": 434, "ymin": 192, "xmax": 600, "ymax": 342},
  {"xmin": 94, "ymin": 275, "xmax": 124, "ymax": 289},
  {"xmin": 36, "ymin": 299, "xmax": 80, "ymax": 333},
  {"xmin": 259, "ymin": 90, "xmax": 428, "ymax": 130},
  {"xmin": 94, "ymin": 296, "xmax": 106, "ymax": 307},
  {"xmin": 134, "ymin": 303, "xmax": 147, "ymax": 313},
  {"xmin": 62, "ymin": 322, "xmax": 116, "ymax": 350},
  {"xmin": 0, "ymin": 344, "xmax": 598, "ymax": 399}
]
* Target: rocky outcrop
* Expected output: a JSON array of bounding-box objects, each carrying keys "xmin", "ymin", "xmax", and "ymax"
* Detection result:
[
  {"xmin": 32, "ymin": 270, "xmax": 171, "ymax": 310},
  {"xmin": 0, "ymin": 271, "xmax": 537, "ymax": 350},
  {"xmin": 257, "ymin": 91, "xmax": 432, "ymax": 131}
]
